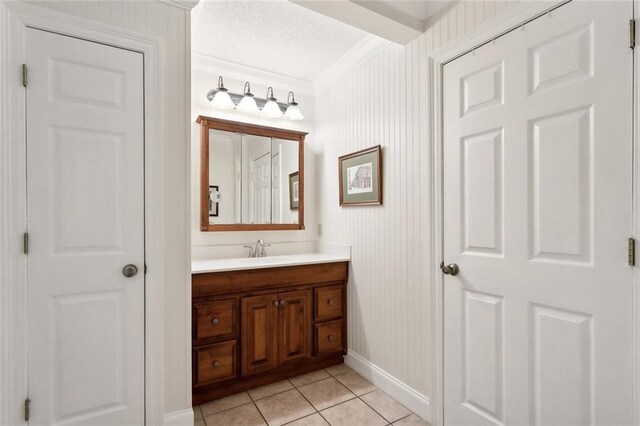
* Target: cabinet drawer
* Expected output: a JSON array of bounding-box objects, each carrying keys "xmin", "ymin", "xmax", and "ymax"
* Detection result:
[
  {"xmin": 193, "ymin": 299, "xmax": 237, "ymax": 341},
  {"xmin": 315, "ymin": 320, "xmax": 343, "ymax": 354},
  {"xmin": 194, "ymin": 340, "xmax": 237, "ymax": 385},
  {"xmin": 315, "ymin": 285, "xmax": 343, "ymax": 321}
]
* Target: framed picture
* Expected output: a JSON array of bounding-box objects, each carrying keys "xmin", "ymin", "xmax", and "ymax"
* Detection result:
[
  {"xmin": 289, "ymin": 172, "xmax": 300, "ymax": 210},
  {"xmin": 338, "ymin": 145, "xmax": 382, "ymax": 206},
  {"xmin": 208, "ymin": 185, "xmax": 220, "ymax": 217}
]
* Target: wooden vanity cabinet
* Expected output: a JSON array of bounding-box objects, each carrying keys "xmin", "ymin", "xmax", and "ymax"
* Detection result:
[{"xmin": 192, "ymin": 262, "xmax": 348, "ymax": 405}]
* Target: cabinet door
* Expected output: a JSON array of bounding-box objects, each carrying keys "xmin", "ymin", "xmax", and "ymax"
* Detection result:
[
  {"xmin": 278, "ymin": 289, "xmax": 312, "ymax": 364},
  {"xmin": 241, "ymin": 294, "xmax": 279, "ymax": 376}
]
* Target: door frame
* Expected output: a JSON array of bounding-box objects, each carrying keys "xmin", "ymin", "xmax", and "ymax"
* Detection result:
[
  {"xmin": 0, "ymin": 2, "xmax": 169, "ymax": 424},
  {"xmin": 427, "ymin": 1, "xmax": 639, "ymax": 425}
]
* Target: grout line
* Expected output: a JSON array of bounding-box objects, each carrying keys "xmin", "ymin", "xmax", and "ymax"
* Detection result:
[
  {"xmin": 253, "ymin": 401, "xmax": 270, "ymax": 426},
  {"xmin": 358, "ymin": 393, "xmax": 397, "ymax": 424}
]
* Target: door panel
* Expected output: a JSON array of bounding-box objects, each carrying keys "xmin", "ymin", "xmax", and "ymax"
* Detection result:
[
  {"xmin": 443, "ymin": 1, "xmax": 633, "ymax": 424},
  {"xmin": 26, "ymin": 29, "xmax": 144, "ymax": 425},
  {"xmin": 279, "ymin": 290, "xmax": 312, "ymax": 364},
  {"xmin": 241, "ymin": 294, "xmax": 279, "ymax": 376}
]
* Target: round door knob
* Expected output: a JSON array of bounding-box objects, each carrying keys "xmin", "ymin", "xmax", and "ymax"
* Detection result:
[
  {"xmin": 274, "ymin": 301, "xmax": 280, "ymax": 307},
  {"xmin": 280, "ymin": 300, "xmax": 286, "ymax": 306},
  {"xmin": 327, "ymin": 335, "xmax": 335, "ymax": 342},
  {"xmin": 211, "ymin": 318, "xmax": 220, "ymax": 325},
  {"xmin": 442, "ymin": 263, "xmax": 460, "ymax": 276},
  {"xmin": 212, "ymin": 361, "xmax": 220, "ymax": 368},
  {"xmin": 122, "ymin": 264, "xmax": 138, "ymax": 278},
  {"xmin": 327, "ymin": 299, "xmax": 334, "ymax": 305}
]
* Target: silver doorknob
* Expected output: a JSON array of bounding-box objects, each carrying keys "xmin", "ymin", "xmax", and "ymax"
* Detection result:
[
  {"xmin": 211, "ymin": 318, "xmax": 220, "ymax": 325},
  {"xmin": 442, "ymin": 263, "xmax": 459, "ymax": 276},
  {"xmin": 122, "ymin": 264, "xmax": 138, "ymax": 278}
]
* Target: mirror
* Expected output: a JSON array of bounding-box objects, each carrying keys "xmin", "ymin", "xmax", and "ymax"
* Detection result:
[{"xmin": 198, "ymin": 116, "xmax": 306, "ymax": 231}]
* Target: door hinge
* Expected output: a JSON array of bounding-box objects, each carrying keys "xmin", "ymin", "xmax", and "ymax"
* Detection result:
[
  {"xmin": 629, "ymin": 238, "xmax": 636, "ymax": 266},
  {"xmin": 23, "ymin": 232, "xmax": 29, "ymax": 255},
  {"xmin": 21, "ymin": 64, "xmax": 27, "ymax": 87},
  {"xmin": 24, "ymin": 398, "xmax": 30, "ymax": 422},
  {"xmin": 630, "ymin": 20, "xmax": 636, "ymax": 49}
]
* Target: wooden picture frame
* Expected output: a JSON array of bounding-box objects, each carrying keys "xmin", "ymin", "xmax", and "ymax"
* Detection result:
[
  {"xmin": 197, "ymin": 115, "xmax": 307, "ymax": 232},
  {"xmin": 289, "ymin": 172, "xmax": 299, "ymax": 210},
  {"xmin": 338, "ymin": 145, "xmax": 382, "ymax": 206}
]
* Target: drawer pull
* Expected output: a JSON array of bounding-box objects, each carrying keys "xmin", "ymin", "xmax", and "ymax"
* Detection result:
[
  {"xmin": 274, "ymin": 300, "xmax": 280, "ymax": 307},
  {"xmin": 327, "ymin": 299, "xmax": 334, "ymax": 305},
  {"xmin": 212, "ymin": 361, "xmax": 220, "ymax": 368},
  {"xmin": 211, "ymin": 318, "xmax": 220, "ymax": 325},
  {"xmin": 327, "ymin": 335, "xmax": 335, "ymax": 342},
  {"xmin": 280, "ymin": 300, "xmax": 286, "ymax": 306}
]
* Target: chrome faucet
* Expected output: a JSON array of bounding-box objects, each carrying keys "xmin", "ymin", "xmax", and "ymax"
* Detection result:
[{"xmin": 244, "ymin": 239, "xmax": 271, "ymax": 258}]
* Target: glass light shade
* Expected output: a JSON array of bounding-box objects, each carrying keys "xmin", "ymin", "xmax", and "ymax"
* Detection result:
[
  {"xmin": 284, "ymin": 104, "xmax": 304, "ymax": 121},
  {"xmin": 261, "ymin": 100, "xmax": 283, "ymax": 118},
  {"xmin": 211, "ymin": 90, "xmax": 235, "ymax": 110},
  {"xmin": 236, "ymin": 95, "xmax": 260, "ymax": 115}
]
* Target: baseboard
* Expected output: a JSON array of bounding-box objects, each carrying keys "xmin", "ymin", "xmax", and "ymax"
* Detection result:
[
  {"xmin": 164, "ymin": 408, "xmax": 194, "ymax": 426},
  {"xmin": 345, "ymin": 351, "xmax": 430, "ymax": 422}
]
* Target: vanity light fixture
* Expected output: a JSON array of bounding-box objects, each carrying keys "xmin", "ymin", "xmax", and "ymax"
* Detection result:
[
  {"xmin": 283, "ymin": 91, "xmax": 304, "ymax": 121},
  {"xmin": 235, "ymin": 82, "xmax": 260, "ymax": 115},
  {"xmin": 210, "ymin": 76, "xmax": 235, "ymax": 110},
  {"xmin": 206, "ymin": 76, "xmax": 304, "ymax": 121},
  {"xmin": 261, "ymin": 87, "xmax": 284, "ymax": 119}
]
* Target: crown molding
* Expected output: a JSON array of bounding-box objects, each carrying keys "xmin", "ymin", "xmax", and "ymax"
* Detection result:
[
  {"xmin": 313, "ymin": 34, "xmax": 391, "ymax": 95},
  {"xmin": 192, "ymin": 51, "xmax": 316, "ymax": 96},
  {"xmin": 157, "ymin": 0, "xmax": 200, "ymax": 11}
]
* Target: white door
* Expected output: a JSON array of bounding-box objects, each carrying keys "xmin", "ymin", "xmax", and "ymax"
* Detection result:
[
  {"xmin": 251, "ymin": 152, "xmax": 271, "ymax": 224},
  {"xmin": 26, "ymin": 29, "xmax": 145, "ymax": 425},
  {"xmin": 443, "ymin": 1, "xmax": 633, "ymax": 425}
]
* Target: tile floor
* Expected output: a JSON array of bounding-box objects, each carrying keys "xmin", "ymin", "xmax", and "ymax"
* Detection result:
[{"xmin": 193, "ymin": 365, "xmax": 430, "ymax": 426}]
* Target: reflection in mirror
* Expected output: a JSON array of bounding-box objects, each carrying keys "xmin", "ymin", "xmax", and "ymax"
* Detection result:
[{"xmin": 208, "ymin": 130, "xmax": 299, "ymax": 225}]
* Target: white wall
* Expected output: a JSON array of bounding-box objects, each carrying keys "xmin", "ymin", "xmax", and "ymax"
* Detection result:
[
  {"xmin": 315, "ymin": 0, "xmax": 531, "ymax": 408},
  {"xmin": 23, "ymin": 0, "xmax": 193, "ymax": 418},
  {"xmin": 191, "ymin": 69, "xmax": 317, "ymax": 254}
]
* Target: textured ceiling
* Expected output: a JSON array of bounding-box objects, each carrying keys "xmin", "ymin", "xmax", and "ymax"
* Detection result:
[
  {"xmin": 379, "ymin": 0, "xmax": 451, "ymax": 21},
  {"xmin": 192, "ymin": 0, "xmax": 370, "ymax": 82}
]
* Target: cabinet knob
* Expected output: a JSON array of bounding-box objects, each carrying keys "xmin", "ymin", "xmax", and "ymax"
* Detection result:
[
  {"xmin": 212, "ymin": 361, "xmax": 220, "ymax": 368},
  {"xmin": 280, "ymin": 300, "xmax": 286, "ymax": 306},
  {"xmin": 327, "ymin": 335, "xmax": 335, "ymax": 342},
  {"xmin": 211, "ymin": 318, "xmax": 220, "ymax": 325},
  {"xmin": 274, "ymin": 301, "xmax": 280, "ymax": 307},
  {"xmin": 327, "ymin": 299, "xmax": 334, "ymax": 305}
]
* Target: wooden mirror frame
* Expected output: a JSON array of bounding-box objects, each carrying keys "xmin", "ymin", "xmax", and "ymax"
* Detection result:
[{"xmin": 197, "ymin": 115, "xmax": 307, "ymax": 232}]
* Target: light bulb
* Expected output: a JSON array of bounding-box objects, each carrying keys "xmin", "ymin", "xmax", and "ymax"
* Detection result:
[
  {"xmin": 283, "ymin": 91, "xmax": 303, "ymax": 120},
  {"xmin": 236, "ymin": 82, "xmax": 260, "ymax": 115},
  {"xmin": 261, "ymin": 87, "xmax": 283, "ymax": 119}
]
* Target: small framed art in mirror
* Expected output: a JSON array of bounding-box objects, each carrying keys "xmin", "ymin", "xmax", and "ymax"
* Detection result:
[{"xmin": 197, "ymin": 116, "xmax": 307, "ymax": 232}]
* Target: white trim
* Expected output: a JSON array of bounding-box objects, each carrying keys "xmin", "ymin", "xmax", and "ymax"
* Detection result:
[
  {"xmin": 313, "ymin": 35, "xmax": 391, "ymax": 95},
  {"xmin": 0, "ymin": 2, "xmax": 168, "ymax": 424},
  {"xmin": 164, "ymin": 408, "xmax": 195, "ymax": 426},
  {"xmin": 428, "ymin": 2, "xmax": 579, "ymax": 426},
  {"xmin": 344, "ymin": 351, "xmax": 430, "ymax": 421},
  {"xmin": 192, "ymin": 51, "xmax": 316, "ymax": 96},
  {"xmin": 633, "ymin": 2, "xmax": 640, "ymax": 425},
  {"xmin": 157, "ymin": 0, "xmax": 200, "ymax": 11}
]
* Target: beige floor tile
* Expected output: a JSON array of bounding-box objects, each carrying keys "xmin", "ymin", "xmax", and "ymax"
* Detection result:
[
  {"xmin": 298, "ymin": 377, "xmax": 356, "ymax": 411},
  {"xmin": 290, "ymin": 369, "xmax": 331, "ymax": 388},
  {"xmin": 361, "ymin": 390, "xmax": 411, "ymax": 423},
  {"xmin": 204, "ymin": 402, "xmax": 266, "ymax": 426},
  {"xmin": 320, "ymin": 398, "xmax": 387, "ymax": 426},
  {"xmin": 249, "ymin": 380, "xmax": 295, "ymax": 401},
  {"xmin": 200, "ymin": 392, "xmax": 252, "ymax": 417},
  {"xmin": 284, "ymin": 413, "xmax": 329, "ymax": 425},
  {"xmin": 334, "ymin": 371, "xmax": 376, "ymax": 396},
  {"xmin": 194, "ymin": 417, "xmax": 206, "ymax": 426},
  {"xmin": 393, "ymin": 414, "xmax": 430, "ymax": 425},
  {"xmin": 255, "ymin": 389, "xmax": 316, "ymax": 426},
  {"xmin": 194, "ymin": 405, "xmax": 203, "ymax": 421},
  {"xmin": 324, "ymin": 364, "xmax": 353, "ymax": 377}
]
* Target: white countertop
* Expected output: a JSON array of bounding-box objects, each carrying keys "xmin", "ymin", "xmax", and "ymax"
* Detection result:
[{"xmin": 191, "ymin": 253, "xmax": 350, "ymax": 274}]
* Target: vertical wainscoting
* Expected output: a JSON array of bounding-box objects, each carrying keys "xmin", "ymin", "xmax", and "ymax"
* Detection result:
[
  {"xmin": 24, "ymin": 0, "xmax": 193, "ymax": 420},
  {"xmin": 315, "ymin": 0, "xmax": 527, "ymax": 417}
]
